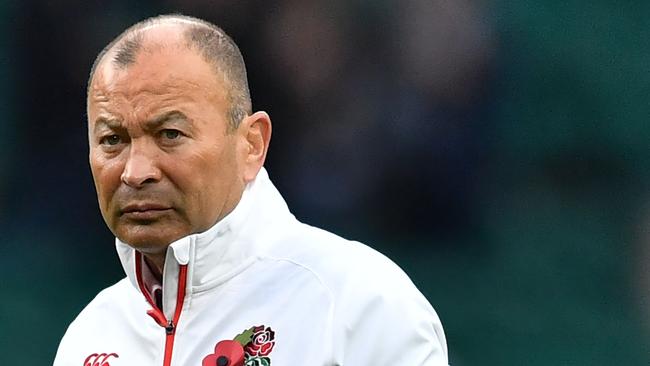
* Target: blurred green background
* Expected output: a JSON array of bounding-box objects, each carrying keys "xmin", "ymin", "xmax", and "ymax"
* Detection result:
[{"xmin": 1, "ymin": 1, "xmax": 649, "ymax": 365}]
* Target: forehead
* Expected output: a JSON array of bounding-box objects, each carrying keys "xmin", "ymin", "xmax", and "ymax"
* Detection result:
[{"xmin": 89, "ymin": 29, "xmax": 225, "ymax": 111}]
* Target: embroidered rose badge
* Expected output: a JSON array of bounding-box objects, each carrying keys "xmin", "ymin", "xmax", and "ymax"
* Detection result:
[
  {"xmin": 244, "ymin": 326, "xmax": 275, "ymax": 358},
  {"xmin": 202, "ymin": 325, "xmax": 276, "ymax": 366}
]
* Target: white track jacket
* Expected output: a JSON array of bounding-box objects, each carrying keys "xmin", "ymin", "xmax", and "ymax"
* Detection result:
[{"xmin": 54, "ymin": 169, "xmax": 448, "ymax": 366}]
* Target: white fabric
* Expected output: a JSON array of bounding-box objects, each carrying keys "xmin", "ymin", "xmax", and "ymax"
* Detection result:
[{"xmin": 54, "ymin": 168, "xmax": 448, "ymax": 365}]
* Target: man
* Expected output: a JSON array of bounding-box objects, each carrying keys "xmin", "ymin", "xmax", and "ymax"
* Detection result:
[{"xmin": 54, "ymin": 14, "xmax": 448, "ymax": 366}]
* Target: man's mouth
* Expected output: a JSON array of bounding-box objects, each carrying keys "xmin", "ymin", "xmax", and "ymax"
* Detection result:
[{"xmin": 120, "ymin": 203, "xmax": 172, "ymax": 220}]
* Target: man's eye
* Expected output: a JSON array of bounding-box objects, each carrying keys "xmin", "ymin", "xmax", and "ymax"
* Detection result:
[
  {"xmin": 162, "ymin": 129, "xmax": 181, "ymax": 140},
  {"xmin": 101, "ymin": 135, "xmax": 121, "ymax": 146}
]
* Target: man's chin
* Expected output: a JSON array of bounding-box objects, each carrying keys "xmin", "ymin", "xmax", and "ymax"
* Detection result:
[{"xmin": 116, "ymin": 225, "xmax": 188, "ymax": 253}]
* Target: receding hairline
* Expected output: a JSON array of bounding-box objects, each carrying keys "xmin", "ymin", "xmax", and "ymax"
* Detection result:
[
  {"xmin": 88, "ymin": 14, "xmax": 252, "ymax": 130},
  {"xmin": 89, "ymin": 15, "xmax": 228, "ymax": 86}
]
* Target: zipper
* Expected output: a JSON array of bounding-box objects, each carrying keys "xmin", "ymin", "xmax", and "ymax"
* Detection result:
[{"xmin": 135, "ymin": 252, "xmax": 188, "ymax": 366}]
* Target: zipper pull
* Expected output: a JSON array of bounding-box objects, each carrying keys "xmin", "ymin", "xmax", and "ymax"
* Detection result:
[
  {"xmin": 165, "ymin": 320, "xmax": 175, "ymax": 335},
  {"xmin": 147, "ymin": 309, "xmax": 168, "ymax": 328}
]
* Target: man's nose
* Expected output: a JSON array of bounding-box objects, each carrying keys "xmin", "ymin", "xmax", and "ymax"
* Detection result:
[{"xmin": 121, "ymin": 142, "xmax": 162, "ymax": 188}]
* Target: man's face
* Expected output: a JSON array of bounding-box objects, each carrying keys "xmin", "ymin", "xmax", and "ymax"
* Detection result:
[{"xmin": 87, "ymin": 39, "xmax": 246, "ymax": 254}]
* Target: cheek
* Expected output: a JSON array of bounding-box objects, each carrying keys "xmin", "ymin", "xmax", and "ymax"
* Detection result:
[
  {"xmin": 177, "ymin": 152, "xmax": 226, "ymax": 200},
  {"xmin": 176, "ymin": 144, "xmax": 239, "ymax": 213},
  {"xmin": 90, "ymin": 154, "xmax": 124, "ymax": 208}
]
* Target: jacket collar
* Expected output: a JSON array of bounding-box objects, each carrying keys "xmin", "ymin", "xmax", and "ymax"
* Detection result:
[{"xmin": 116, "ymin": 168, "xmax": 292, "ymax": 317}]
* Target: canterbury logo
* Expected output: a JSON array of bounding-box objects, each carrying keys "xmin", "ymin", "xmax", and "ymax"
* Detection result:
[{"xmin": 83, "ymin": 353, "xmax": 119, "ymax": 366}]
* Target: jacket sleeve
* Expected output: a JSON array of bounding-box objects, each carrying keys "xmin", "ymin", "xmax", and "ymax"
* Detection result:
[{"xmin": 331, "ymin": 246, "xmax": 449, "ymax": 365}]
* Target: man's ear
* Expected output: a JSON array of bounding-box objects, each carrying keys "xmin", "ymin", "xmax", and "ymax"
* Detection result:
[{"xmin": 240, "ymin": 111, "xmax": 272, "ymax": 182}]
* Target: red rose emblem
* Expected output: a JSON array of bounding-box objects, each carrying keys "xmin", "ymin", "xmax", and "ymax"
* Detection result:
[{"xmin": 244, "ymin": 326, "xmax": 275, "ymax": 357}]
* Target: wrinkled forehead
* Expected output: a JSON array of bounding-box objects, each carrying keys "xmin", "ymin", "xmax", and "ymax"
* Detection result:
[
  {"xmin": 91, "ymin": 51, "xmax": 207, "ymax": 96},
  {"xmin": 88, "ymin": 29, "xmax": 226, "ymax": 111}
]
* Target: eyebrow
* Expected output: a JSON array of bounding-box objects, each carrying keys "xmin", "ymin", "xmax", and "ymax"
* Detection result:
[
  {"xmin": 93, "ymin": 116, "xmax": 123, "ymax": 134},
  {"xmin": 93, "ymin": 111, "xmax": 191, "ymax": 134},
  {"xmin": 144, "ymin": 110, "xmax": 190, "ymax": 130}
]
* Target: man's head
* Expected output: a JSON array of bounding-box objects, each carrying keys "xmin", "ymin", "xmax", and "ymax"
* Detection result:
[{"xmin": 87, "ymin": 15, "xmax": 271, "ymax": 261}]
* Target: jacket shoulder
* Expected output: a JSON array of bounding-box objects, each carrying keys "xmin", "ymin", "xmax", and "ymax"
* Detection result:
[
  {"xmin": 264, "ymin": 222, "xmax": 417, "ymax": 293},
  {"xmin": 262, "ymin": 221, "xmax": 449, "ymax": 364},
  {"xmin": 53, "ymin": 278, "xmax": 141, "ymax": 365},
  {"xmin": 68, "ymin": 277, "xmax": 139, "ymax": 324}
]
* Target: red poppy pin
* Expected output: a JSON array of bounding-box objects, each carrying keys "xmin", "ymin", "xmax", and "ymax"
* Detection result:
[{"xmin": 202, "ymin": 325, "xmax": 276, "ymax": 366}]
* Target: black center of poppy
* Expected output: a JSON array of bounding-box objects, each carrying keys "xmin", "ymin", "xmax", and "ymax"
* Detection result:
[{"xmin": 216, "ymin": 356, "xmax": 229, "ymax": 366}]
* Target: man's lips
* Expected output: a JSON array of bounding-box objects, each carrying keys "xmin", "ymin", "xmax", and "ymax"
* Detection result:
[{"xmin": 120, "ymin": 203, "xmax": 172, "ymax": 220}]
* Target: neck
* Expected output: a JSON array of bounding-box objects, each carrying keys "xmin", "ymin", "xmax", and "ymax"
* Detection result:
[{"xmin": 143, "ymin": 253, "xmax": 164, "ymax": 282}]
